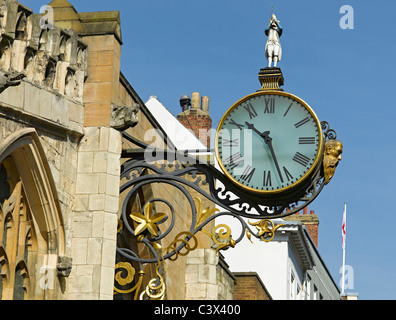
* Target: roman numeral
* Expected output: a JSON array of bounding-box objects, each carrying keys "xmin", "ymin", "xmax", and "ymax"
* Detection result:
[
  {"xmin": 224, "ymin": 152, "xmax": 244, "ymax": 170},
  {"xmin": 284, "ymin": 103, "xmax": 293, "ymax": 117},
  {"xmin": 299, "ymin": 137, "xmax": 315, "ymax": 145},
  {"xmin": 228, "ymin": 119, "xmax": 244, "ymax": 130},
  {"xmin": 263, "ymin": 170, "xmax": 272, "ymax": 187},
  {"xmin": 283, "ymin": 167, "xmax": 294, "ymax": 181},
  {"xmin": 244, "ymin": 103, "xmax": 258, "ymax": 119},
  {"xmin": 240, "ymin": 165, "xmax": 256, "ymax": 184},
  {"xmin": 223, "ymin": 139, "xmax": 239, "ymax": 147},
  {"xmin": 264, "ymin": 98, "xmax": 275, "ymax": 114},
  {"xmin": 295, "ymin": 117, "xmax": 310, "ymax": 128},
  {"xmin": 293, "ymin": 152, "xmax": 311, "ymax": 167}
]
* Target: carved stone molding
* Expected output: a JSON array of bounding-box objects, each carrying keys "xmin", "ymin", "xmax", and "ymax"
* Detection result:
[
  {"xmin": 57, "ymin": 256, "xmax": 73, "ymax": 278},
  {"xmin": 0, "ymin": 69, "xmax": 25, "ymax": 94},
  {"xmin": 110, "ymin": 103, "xmax": 140, "ymax": 131},
  {"xmin": 0, "ymin": 1, "xmax": 88, "ymax": 101}
]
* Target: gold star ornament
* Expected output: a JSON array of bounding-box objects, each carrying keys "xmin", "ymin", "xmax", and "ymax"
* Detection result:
[{"xmin": 130, "ymin": 203, "xmax": 167, "ymax": 237}]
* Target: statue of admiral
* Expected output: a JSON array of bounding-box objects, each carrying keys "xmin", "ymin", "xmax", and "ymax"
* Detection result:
[{"xmin": 265, "ymin": 14, "xmax": 283, "ymax": 68}]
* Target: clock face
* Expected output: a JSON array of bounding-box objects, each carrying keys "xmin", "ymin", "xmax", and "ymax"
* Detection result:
[{"xmin": 215, "ymin": 91, "xmax": 323, "ymax": 194}]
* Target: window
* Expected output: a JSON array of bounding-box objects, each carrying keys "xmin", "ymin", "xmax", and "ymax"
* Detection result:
[
  {"xmin": 305, "ymin": 274, "xmax": 311, "ymax": 300},
  {"xmin": 290, "ymin": 271, "xmax": 295, "ymax": 300},
  {"xmin": 297, "ymin": 284, "xmax": 301, "ymax": 300},
  {"xmin": 313, "ymin": 285, "xmax": 319, "ymax": 300},
  {"xmin": 0, "ymin": 164, "xmax": 36, "ymax": 300},
  {"xmin": 0, "ymin": 129, "xmax": 67, "ymax": 300}
]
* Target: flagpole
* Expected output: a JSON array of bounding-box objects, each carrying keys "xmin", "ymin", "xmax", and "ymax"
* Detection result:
[
  {"xmin": 341, "ymin": 239, "xmax": 346, "ymax": 294},
  {"xmin": 341, "ymin": 202, "xmax": 347, "ymax": 295}
]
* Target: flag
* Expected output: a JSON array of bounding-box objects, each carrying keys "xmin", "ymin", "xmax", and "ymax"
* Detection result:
[{"xmin": 342, "ymin": 202, "xmax": 347, "ymax": 250}]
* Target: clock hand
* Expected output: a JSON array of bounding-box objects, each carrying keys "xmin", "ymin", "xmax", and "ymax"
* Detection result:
[
  {"xmin": 260, "ymin": 131, "xmax": 284, "ymax": 184},
  {"xmin": 245, "ymin": 122, "xmax": 265, "ymax": 137},
  {"xmin": 245, "ymin": 122, "xmax": 284, "ymax": 183}
]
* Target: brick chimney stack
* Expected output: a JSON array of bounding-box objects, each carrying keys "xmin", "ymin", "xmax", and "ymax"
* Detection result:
[
  {"xmin": 177, "ymin": 92, "xmax": 212, "ymax": 148},
  {"xmin": 284, "ymin": 208, "xmax": 319, "ymax": 247}
]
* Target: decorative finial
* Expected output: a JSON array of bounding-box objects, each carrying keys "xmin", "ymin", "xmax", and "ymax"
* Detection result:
[{"xmin": 265, "ymin": 10, "xmax": 283, "ymax": 68}]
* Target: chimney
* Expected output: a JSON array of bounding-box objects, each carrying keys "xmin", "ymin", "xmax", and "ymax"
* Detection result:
[
  {"xmin": 284, "ymin": 208, "xmax": 319, "ymax": 248},
  {"xmin": 341, "ymin": 293, "xmax": 359, "ymax": 300},
  {"xmin": 201, "ymin": 96, "xmax": 210, "ymax": 113},
  {"xmin": 177, "ymin": 92, "xmax": 212, "ymax": 148},
  {"xmin": 191, "ymin": 92, "xmax": 200, "ymax": 109},
  {"xmin": 180, "ymin": 95, "xmax": 191, "ymax": 112}
]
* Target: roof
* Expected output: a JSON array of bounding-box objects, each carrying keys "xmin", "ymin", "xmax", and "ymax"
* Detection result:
[
  {"xmin": 145, "ymin": 95, "xmax": 209, "ymax": 152},
  {"xmin": 277, "ymin": 220, "xmax": 315, "ymax": 271}
]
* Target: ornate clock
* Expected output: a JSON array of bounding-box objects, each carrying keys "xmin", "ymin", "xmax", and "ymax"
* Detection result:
[{"xmin": 215, "ymin": 90, "xmax": 324, "ymax": 205}]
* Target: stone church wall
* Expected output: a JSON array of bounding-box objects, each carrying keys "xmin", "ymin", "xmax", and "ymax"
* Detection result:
[{"xmin": 0, "ymin": 0, "xmax": 90, "ymax": 299}]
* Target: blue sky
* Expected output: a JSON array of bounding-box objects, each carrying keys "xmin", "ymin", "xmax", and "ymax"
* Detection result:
[{"xmin": 24, "ymin": 0, "xmax": 396, "ymax": 300}]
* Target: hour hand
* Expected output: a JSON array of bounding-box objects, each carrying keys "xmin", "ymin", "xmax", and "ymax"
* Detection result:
[
  {"xmin": 246, "ymin": 122, "xmax": 271, "ymax": 143},
  {"xmin": 246, "ymin": 122, "xmax": 265, "ymax": 138},
  {"xmin": 245, "ymin": 122, "xmax": 259, "ymax": 133}
]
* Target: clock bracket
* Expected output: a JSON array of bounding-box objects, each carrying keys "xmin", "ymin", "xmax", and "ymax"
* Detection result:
[{"xmin": 116, "ymin": 120, "xmax": 341, "ymax": 299}]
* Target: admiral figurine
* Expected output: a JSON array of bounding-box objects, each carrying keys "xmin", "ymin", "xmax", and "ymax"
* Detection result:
[{"xmin": 265, "ymin": 13, "xmax": 283, "ymax": 68}]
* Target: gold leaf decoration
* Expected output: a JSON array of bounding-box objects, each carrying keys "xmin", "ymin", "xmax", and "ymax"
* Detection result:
[
  {"xmin": 115, "ymin": 262, "xmax": 135, "ymax": 286},
  {"xmin": 249, "ymin": 219, "xmax": 284, "ymax": 242},
  {"xmin": 194, "ymin": 197, "xmax": 219, "ymax": 229},
  {"xmin": 246, "ymin": 229, "xmax": 253, "ymax": 243},
  {"xmin": 212, "ymin": 224, "xmax": 236, "ymax": 254},
  {"xmin": 130, "ymin": 202, "xmax": 167, "ymax": 237}
]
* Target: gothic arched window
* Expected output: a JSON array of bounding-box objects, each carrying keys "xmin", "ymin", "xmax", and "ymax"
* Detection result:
[
  {"xmin": 0, "ymin": 129, "xmax": 67, "ymax": 300},
  {"xmin": 0, "ymin": 163, "xmax": 37, "ymax": 300}
]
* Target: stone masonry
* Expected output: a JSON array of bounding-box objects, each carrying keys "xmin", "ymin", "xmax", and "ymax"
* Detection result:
[
  {"xmin": 185, "ymin": 249, "xmax": 234, "ymax": 300},
  {"xmin": 70, "ymin": 127, "xmax": 121, "ymax": 299},
  {"xmin": 0, "ymin": 0, "xmax": 134, "ymax": 300}
]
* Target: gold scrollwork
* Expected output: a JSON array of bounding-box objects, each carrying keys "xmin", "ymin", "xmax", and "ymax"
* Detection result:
[
  {"xmin": 116, "ymin": 196, "xmax": 285, "ymax": 300},
  {"xmin": 194, "ymin": 197, "xmax": 236, "ymax": 255},
  {"xmin": 162, "ymin": 232, "xmax": 198, "ymax": 262},
  {"xmin": 114, "ymin": 262, "xmax": 145, "ymax": 300},
  {"xmin": 115, "ymin": 262, "xmax": 135, "ymax": 286},
  {"xmin": 249, "ymin": 219, "xmax": 284, "ymax": 242},
  {"xmin": 140, "ymin": 269, "xmax": 166, "ymax": 300},
  {"xmin": 194, "ymin": 197, "xmax": 219, "ymax": 229},
  {"xmin": 117, "ymin": 219, "xmax": 123, "ymax": 233},
  {"xmin": 211, "ymin": 224, "xmax": 236, "ymax": 254},
  {"xmin": 139, "ymin": 232, "xmax": 198, "ymax": 300}
]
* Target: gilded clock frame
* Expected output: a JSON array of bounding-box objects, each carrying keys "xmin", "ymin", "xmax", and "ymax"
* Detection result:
[{"xmin": 215, "ymin": 90, "xmax": 324, "ymax": 197}]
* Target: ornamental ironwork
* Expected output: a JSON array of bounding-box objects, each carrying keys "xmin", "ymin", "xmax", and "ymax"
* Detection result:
[{"xmin": 114, "ymin": 123, "xmax": 342, "ymax": 300}]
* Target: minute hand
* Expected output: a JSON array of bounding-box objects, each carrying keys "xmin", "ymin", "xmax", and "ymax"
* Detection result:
[
  {"xmin": 246, "ymin": 122, "xmax": 284, "ymax": 183},
  {"xmin": 260, "ymin": 131, "xmax": 284, "ymax": 183}
]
